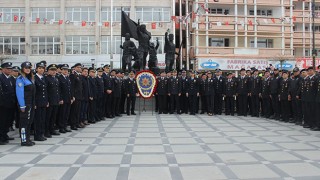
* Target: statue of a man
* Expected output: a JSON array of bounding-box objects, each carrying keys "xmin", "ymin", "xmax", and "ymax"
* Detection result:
[
  {"xmin": 137, "ymin": 20, "xmax": 151, "ymax": 70},
  {"xmin": 164, "ymin": 31, "xmax": 178, "ymax": 73},
  {"xmin": 148, "ymin": 38, "xmax": 159, "ymax": 70},
  {"xmin": 120, "ymin": 33, "xmax": 136, "ymax": 72}
]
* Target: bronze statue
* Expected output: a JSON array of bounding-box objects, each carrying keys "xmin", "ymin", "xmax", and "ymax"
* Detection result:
[
  {"xmin": 164, "ymin": 30, "xmax": 178, "ymax": 73},
  {"xmin": 148, "ymin": 38, "xmax": 159, "ymax": 71},
  {"xmin": 120, "ymin": 33, "xmax": 137, "ymax": 72},
  {"xmin": 136, "ymin": 20, "xmax": 151, "ymax": 70}
]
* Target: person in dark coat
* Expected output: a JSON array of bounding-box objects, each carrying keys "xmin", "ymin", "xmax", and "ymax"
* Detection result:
[
  {"xmin": 199, "ymin": 73, "xmax": 207, "ymax": 114},
  {"xmin": 250, "ymin": 69, "xmax": 261, "ymax": 117},
  {"xmin": 58, "ymin": 64, "xmax": 72, "ymax": 133},
  {"xmin": 205, "ymin": 71, "xmax": 215, "ymax": 116},
  {"xmin": 179, "ymin": 70, "xmax": 189, "ymax": 114},
  {"xmin": 45, "ymin": 64, "xmax": 62, "ymax": 137},
  {"xmin": 270, "ymin": 69, "xmax": 282, "ymax": 120},
  {"xmin": 236, "ymin": 68, "xmax": 250, "ymax": 116},
  {"xmin": 69, "ymin": 63, "xmax": 83, "ymax": 130},
  {"xmin": 102, "ymin": 65, "xmax": 114, "ymax": 118},
  {"xmin": 95, "ymin": 67, "xmax": 105, "ymax": 120},
  {"xmin": 187, "ymin": 71, "xmax": 199, "ymax": 115},
  {"xmin": 34, "ymin": 62, "xmax": 48, "ymax": 141},
  {"xmin": 261, "ymin": 71, "xmax": 272, "ymax": 118},
  {"xmin": 0, "ymin": 62, "xmax": 16, "ymax": 145},
  {"xmin": 214, "ymin": 69, "xmax": 224, "ymax": 115},
  {"xmin": 80, "ymin": 67, "xmax": 90, "ymax": 126},
  {"xmin": 303, "ymin": 67, "xmax": 318, "ymax": 129},
  {"xmin": 279, "ymin": 70, "xmax": 292, "ymax": 122},
  {"xmin": 16, "ymin": 62, "xmax": 36, "ymax": 146},
  {"xmin": 119, "ymin": 72, "xmax": 127, "ymax": 114},
  {"xmin": 224, "ymin": 72, "xmax": 237, "ymax": 116},
  {"xmin": 168, "ymin": 70, "xmax": 181, "ymax": 114},
  {"xmin": 112, "ymin": 70, "xmax": 122, "ymax": 116},
  {"xmin": 125, "ymin": 71, "xmax": 138, "ymax": 115},
  {"xmin": 290, "ymin": 67, "xmax": 303, "ymax": 125},
  {"xmin": 88, "ymin": 67, "xmax": 97, "ymax": 123},
  {"xmin": 156, "ymin": 71, "xmax": 168, "ymax": 114}
]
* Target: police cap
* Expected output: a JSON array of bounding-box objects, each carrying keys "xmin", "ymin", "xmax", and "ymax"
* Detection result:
[
  {"xmin": 47, "ymin": 64, "xmax": 58, "ymax": 71},
  {"xmin": 293, "ymin": 67, "xmax": 299, "ymax": 72},
  {"xmin": 12, "ymin": 66, "xmax": 20, "ymax": 71},
  {"xmin": 61, "ymin": 64, "xmax": 69, "ymax": 70},
  {"xmin": 1, "ymin": 62, "xmax": 13, "ymax": 69},
  {"xmin": 36, "ymin": 62, "xmax": 46, "ymax": 69},
  {"xmin": 21, "ymin": 61, "xmax": 32, "ymax": 69}
]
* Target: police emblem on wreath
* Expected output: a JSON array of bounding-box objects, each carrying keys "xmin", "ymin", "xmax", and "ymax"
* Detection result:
[{"xmin": 136, "ymin": 70, "xmax": 157, "ymax": 99}]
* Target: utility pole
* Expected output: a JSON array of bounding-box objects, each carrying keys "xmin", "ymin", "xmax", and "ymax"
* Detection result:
[{"xmin": 312, "ymin": 0, "xmax": 316, "ymax": 69}]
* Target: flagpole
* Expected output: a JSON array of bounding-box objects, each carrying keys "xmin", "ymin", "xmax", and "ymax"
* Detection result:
[
  {"xmin": 110, "ymin": 0, "xmax": 114, "ymax": 63},
  {"xmin": 179, "ymin": 0, "xmax": 183, "ymax": 70},
  {"xmin": 186, "ymin": 0, "xmax": 190, "ymax": 70},
  {"xmin": 120, "ymin": 6, "xmax": 123, "ymax": 71}
]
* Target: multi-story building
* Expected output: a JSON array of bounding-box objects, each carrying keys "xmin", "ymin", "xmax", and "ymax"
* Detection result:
[
  {"xmin": 0, "ymin": 0, "xmax": 175, "ymax": 69},
  {"xmin": 190, "ymin": 0, "xmax": 320, "ymax": 71}
]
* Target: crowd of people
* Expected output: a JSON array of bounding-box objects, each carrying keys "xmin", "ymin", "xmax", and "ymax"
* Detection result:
[
  {"xmin": 0, "ymin": 61, "xmax": 320, "ymax": 146},
  {"xmin": 0, "ymin": 61, "xmax": 139, "ymax": 146}
]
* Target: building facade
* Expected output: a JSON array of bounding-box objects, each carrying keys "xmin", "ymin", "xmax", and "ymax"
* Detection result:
[
  {"xmin": 0, "ymin": 0, "xmax": 175, "ymax": 68},
  {"xmin": 191, "ymin": 0, "xmax": 320, "ymax": 71}
]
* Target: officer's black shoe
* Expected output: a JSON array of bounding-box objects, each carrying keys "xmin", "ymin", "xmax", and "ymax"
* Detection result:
[
  {"xmin": 65, "ymin": 128, "xmax": 72, "ymax": 132},
  {"xmin": 59, "ymin": 129, "xmax": 67, "ymax": 134},
  {"xmin": 107, "ymin": 115, "xmax": 113, "ymax": 119},
  {"xmin": 311, "ymin": 127, "xmax": 320, "ymax": 131},
  {"xmin": 131, "ymin": 112, "xmax": 136, "ymax": 115},
  {"xmin": 44, "ymin": 133, "xmax": 52, "ymax": 138},
  {"xmin": 30, "ymin": 141, "xmax": 36, "ymax": 145},
  {"xmin": 51, "ymin": 131, "xmax": 60, "ymax": 136},
  {"xmin": 71, "ymin": 127, "xmax": 78, "ymax": 131},
  {"xmin": 88, "ymin": 121, "xmax": 96, "ymax": 124},
  {"xmin": 21, "ymin": 142, "xmax": 33, "ymax": 146},
  {"xmin": 0, "ymin": 140, "xmax": 7, "ymax": 145},
  {"xmin": 34, "ymin": 136, "xmax": 46, "ymax": 141},
  {"xmin": 6, "ymin": 137, "xmax": 14, "ymax": 141},
  {"xmin": 115, "ymin": 114, "xmax": 122, "ymax": 117},
  {"xmin": 303, "ymin": 125, "xmax": 311, "ymax": 128},
  {"xmin": 200, "ymin": 112, "xmax": 205, "ymax": 114},
  {"xmin": 159, "ymin": 112, "xmax": 162, "ymax": 114}
]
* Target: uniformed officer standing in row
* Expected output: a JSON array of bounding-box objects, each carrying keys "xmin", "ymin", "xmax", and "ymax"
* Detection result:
[
  {"xmin": 279, "ymin": 70, "xmax": 291, "ymax": 122},
  {"xmin": 95, "ymin": 68, "xmax": 105, "ymax": 120},
  {"xmin": 250, "ymin": 68, "xmax": 261, "ymax": 117},
  {"xmin": 237, "ymin": 68, "xmax": 250, "ymax": 116},
  {"xmin": 199, "ymin": 73, "xmax": 207, "ymax": 114},
  {"xmin": 69, "ymin": 63, "xmax": 83, "ymax": 130},
  {"xmin": 168, "ymin": 70, "xmax": 181, "ymax": 114},
  {"xmin": 205, "ymin": 71, "xmax": 215, "ymax": 116},
  {"xmin": 214, "ymin": 69, "xmax": 224, "ymax": 115},
  {"xmin": 157, "ymin": 71, "xmax": 168, "ymax": 114},
  {"xmin": 88, "ymin": 67, "xmax": 97, "ymax": 123},
  {"xmin": 187, "ymin": 71, "xmax": 199, "ymax": 115},
  {"xmin": 260, "ymin": 71, "xmax": 272, "ymax": 118},
  {"xmin": 223, "ymin": 72, "xmax": 237, "ymax": 116},
  {"xmin": 179, "ymin": 70, "xmax": 188, "ymax": 114},
  {"xmin": 125, "ymin": 71, "xmax": 138, "ymax": 115},
  {"xmin": 290, "ymin": 67, "xmax": 303, "ymax": 125},
  {"xmin": 0, "ymin": 62, "xmax": 16, "ymax": 145}
]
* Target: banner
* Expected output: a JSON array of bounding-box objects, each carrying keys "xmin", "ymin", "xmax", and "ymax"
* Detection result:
[
  {"xmin": 296, "ymin": 57, "xmax": 320, "ymax": 69},
  {"xmin": 136, "ymin": 70, "xmax": 157, "ymax": 99},
  {"xmin": 197, "ymin": 58, "xmax": 296, "ymax": 71}
]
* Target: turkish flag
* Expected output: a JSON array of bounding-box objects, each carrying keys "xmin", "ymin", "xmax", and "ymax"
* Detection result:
[
  {"xmin": 104, "ymin": 22, "xmax": 109, "ymax": 27},
  {"xmin": 271, "ymin": 18, "xmax": 275, "ymax": 23},
  {"xmin": 36, "ymin": 18, "xmax": 40, "ymax": 24},
  {"xmin": 13, "ymin": 15, "xmax": 18, "ymax": 22},
  {"xmin": 151, "ymin": 22, "xmax": 156, "ymax": 29},
  {"xmin": 225, "ymin": 21, "xmax": 229, "ymax": 25},
  {"xmin": 175, "ymin": 22, "xmax": 180, "ymax": 29},
  {"xmin": 59, "ymin": 20, "xmax": 63, "ymax": 25},
  {"xmin": 82, "ymin": 21, "xmax": 86, "ymax": 27},
  {"xmin": 292, "ymin": 16, "xmax": 296, "ymax": 22},
  {"xmin": 171, "ymin": 16, "xmax": 176, "ymax": 22},
  {"xmin": 248, "ymin": 20, "xmax": 253, "ymax": 26}
]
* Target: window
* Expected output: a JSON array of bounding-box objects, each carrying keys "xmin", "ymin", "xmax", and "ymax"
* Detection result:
[
  {"xmin": 249, "ymin": 9, "xmax": 272, "ymax": 16},
  {"xmin": 312, "ymin": 25, "xmax": 320, "ymax": 32},
  {"xmin": 305, "ymin": 26, "xmax": 309, "ymax": 31},
  {"xmin": 101, "ymin": 36, "xmax": 125, "ymax": 54},
  {"xmin": 101, "ymin": 7, "xmax": 130, "ymax": 22},
  {"xmin": 0, "ymin": 37, "xmax": 25, "ymax": 55},
  {"xmin": 31, "ymin": 37, "xmax": 60, "ymax": 55},
  {"xmin": 250, "ymin": 39, "xmax": 273, "ymax": 48},
  {"xmin": 209, "ymin": 8, "xmax": 226, "ymax": 15},
  {"xmin": 305, "ymin": 49, "xmax": 310, "ymax": 56},
  {"xmin": 66, "ymin": 7, "xmax": 95, "ymax": 22},
  {"xmin": 66, "ymin": 36, "xmax": 95, "ymax": 55},
  {"xmin": 31, "ymin": 8, "xmax": 60, "ymax": 22},
  {"xmin": 136, "ymin": 7, "xmax": 170, "ymax": 22},
  {"xmin": 0, "ymin": 8, "xmax": 25, "ymax": 23},
  {"xmin": 209, "ymin": 38, "xmax": 229, "ymax": 47}
]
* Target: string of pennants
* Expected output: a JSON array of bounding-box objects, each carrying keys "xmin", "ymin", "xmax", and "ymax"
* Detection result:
[{"xmin": 0, "ymin": 13, "xmax": 164, "ymax": 29}]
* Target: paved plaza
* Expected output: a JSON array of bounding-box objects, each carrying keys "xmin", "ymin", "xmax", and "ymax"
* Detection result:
[{"xmin": 1, "ymin": 114, "xmax": 320, "ymax": 180}]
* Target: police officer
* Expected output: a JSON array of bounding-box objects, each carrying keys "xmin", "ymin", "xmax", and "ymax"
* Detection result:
[
  {"xmin": 80, "ymin": 67, "xmax": 89, "ymax": 126},
  {"xmin": 58, "ymin": 64, "xmax": 72, "ymax": 133},
  {"xmin": 0, "ymin": 62, "xmax": 16, "ymax": 145},
  {"xmin": 34, "ymin": 62, "xmax": 48, "ymax": 141},
  {"xmin": 95, "ymin": 67, "xmax": 104, "ymax": 120},
  {"xmin": 290, "ymin": 67, "xmax": 303, "ymax": 125},
  {"xmin": 214, "ymin": 69, "xmax": 224, "ymax": 115},
  {"xmin": 69, "ymin": 63, "xmax": 83, "ymax": 130},
  {"xmin": 304, "ymin": 67, "xmax": 318, "ymax": 129},
  {"xmin": 250, "ymin": 68, "xmax": 261, "ymax": 117},
  {"xmin": 16, "ymin": 61, "xmax": 35, "ymax": 146},
  {"xmin": 237, "ymin": 68, "xmax": 250, "ymax": 116},
  {"xmin": 125, "ymin": 71, "xmax": 138, "ymax": 115},
  {"xmin": 179, "ymin": 70, "xmax": 189, "ymax": 114},
  {"xmin": 45, "ymin": 64, "xmax": 61, "ymax": 137},
  {"xmin": 206, "ymin": 71, "xmax": 215, "ymax": 116},
  {"xmin": 11, "ymin": 66, "xmax": 20, "ymax": 131},
  {"xmin": 168, "ymin": 70, "xmax": 181, "ymax": 114},
  {"xmin": 224, "ymin": 72, "xmax": 237, "ymax": 116},
  {"xmin": 279, "ymin": 70, "xmax": 291, "ymax": 122},
  {"xmin": 88, "ymin": 67, "xmax": 97, "ymax": 123},
  {"xmin": 261, "ymin": 71, "xmax": 272, "ymax": 118},
  {"xmin": 314, "ymin": 75, "xmax": 320, "ymax": 131},
  {"xmin": 120, "ymin": 71, "xmax": 127, "ymax": 114},
  {"xmin": 102, "ymin": 65, "xmax": 114, "ymax": 118},
  {"xmin": 156, "ymin": 71, "xmax": 168, "ymax": 114},
  {"xmin": 112, "ymin": 70, "xmax": 122, "ymax": 117},
  {"xmin": 270, "ymin": 69, "xmax": 281, "ymax": 120},
  {"xmin": 199, "ymin": 73, "xmax": 207, "ymax": 114},
  {"xmin": 187, "ymin": 71, "xmax": 199, "ymax": 115}
]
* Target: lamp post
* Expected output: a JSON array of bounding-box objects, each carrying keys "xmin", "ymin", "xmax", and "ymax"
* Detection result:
[
  {"xmin": 312, "ymin": 0, "xmax": 316, "ymax": 69},
  {"xmin": 91, "ymin": 59, "xmax": 95, "ymax": 68}
]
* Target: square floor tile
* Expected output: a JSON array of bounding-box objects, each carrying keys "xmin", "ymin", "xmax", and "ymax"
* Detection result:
[
  {"xmin": 134, "ymin": 138, "xmax": 163, "ymax": 144},
  {"xmin": 275, "ymin": 163, "xmax": 320, "ymax": 177},
  {"xmin": 37, "ymin": 155, "xmax": 80, "ymax": 164},
  {"xmin": 128, "ymin": 167, "xmax": 172, "ymax": 180},
  {"xmin": 17, "ymin": 167, "xmax": 68, "ymax": 180},
  {"xmin": 93, "ymin": 145, "xmax": 126, "ymax": 153},
  {"xmin": 0, "ymin": 167, "xmax": 20, "ymax": 179},
  {"xmin": 229, "ymin": 164, "xmax": 280, "ymax": 179},
  {"xmin": 168, "ymin": 138, "xmax": 197, "ymax": 144},
  {"xmin": 208, "ymin": 144, "xmax": 243, "ymax": 152},
  {"xmin": 171, "ymin": 145, "xmax": 204, "ymax": 153},
  {"xmin": 180, "ymin": 166, "xmax": 227, "ymax": 180},
  {"xmin": 175, "ymin": 154, "xmax": 213, "ymax": 164},
  {"xmin": 64, "ymin": 138, "xmax": 96, "ymax": 145},
  {"xmin": 276, "ymin": 143, "xmax": 316, "ymax": 150},
  {"xmin": 295, "ymin": 151, "xmax": 320, "ymax": 161},
  {"xmin": 257, "ymin": 152, "xmax": 301, "ymax": 162},
  {"xmin": 84, "ymin": 155, "xmax": 123, "ymax": 164},
  {"xmin": 136, "ymin": 133, "xmax": 161, "ymax": 138},
  {"xmin": 13, "ymin": 145, "xmax": 52, "ymax": 153},
  {"xmin": 99, "ymin": 138, "xmax": 129, "ymax": 144},
  {"xmin": 133, "ymin": 145, "xmax": 165, "ymax": 153},
  {"xmin": 0, "ymin": 154, "xmax": 38, "ymax": 164},
  {"xmin": 216, "ymin": 152, "xmax": 258, "ymax": 163},
  {"xmin": 131, "ymin": 154, "xmax": 167, "ymax": 164},
  {"xmin": 200, "ymin": 137, "xmax": 232, "ymax": 144},
  {"xmin": 53, "ymin": 145, "xmax": 89, "ymax": 153},
  {"xmin": 71, "ymin": 167, "xmax": 118, "ymax": 180},
  {"xmin": 242, "ymin": 143, "xmax": 281, "ymax": 151}
]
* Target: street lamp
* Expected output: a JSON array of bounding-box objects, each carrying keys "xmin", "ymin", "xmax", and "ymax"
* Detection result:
[
  {"xmin": 91, "ymin": 59, "xmax": 95, "ymax": 68},
  {"xmin": 312, "ymin": 0, "xmax": 317, "ymax": 69}
]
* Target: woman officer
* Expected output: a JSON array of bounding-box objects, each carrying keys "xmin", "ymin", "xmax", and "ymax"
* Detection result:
[{"xmin": 16, "ymin": 61, "xmax": 36, "ymax": 146}]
